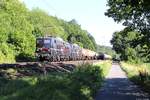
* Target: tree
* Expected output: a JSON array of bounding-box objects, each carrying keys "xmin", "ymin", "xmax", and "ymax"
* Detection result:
[
  {"xmin": 106, "ymin": 0, "xmax": 150, "ymax": 62},
  {"xmin": 28, "ymin": 8, "xmax": 65, "ymax": 38},
  {"xmin": 105, "ymin": 0, "xmax": 150, "ymax": 31},
  {"xmin": 62, "ymin": 19, "xmax": 96, "ymax": 51},
  {"xmin": 0, "ymin": 0, "xmax": 97, "ymax": 63},
  {"xmin": 0, "ymin": 0, "xmax": 35, "ymax": 62},
  {"xmin": 111, "ymin": 27, "xmax": 146, "ymax": 62},
  {"xmin": 96, "ymin": 45, "xmax": 116, "ymax": 57}
]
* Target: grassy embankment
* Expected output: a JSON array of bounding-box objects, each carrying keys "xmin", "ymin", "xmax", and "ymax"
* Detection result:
[
  {"xmin": 0, "ymin": 61, "xmax": 111, "ymax": 100},
  {"xmin": 121, "ymin": 62, "xmax": 150, "ymax": 93}
]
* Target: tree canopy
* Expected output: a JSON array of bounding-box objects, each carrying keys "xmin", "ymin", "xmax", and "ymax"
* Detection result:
[
  {"xmin": 0, "ymin": 0, "xmax": 35, "ymax": 62},
  {"xmin": 106, "ymin": 0, "xmax": 150, "ymax": 62},
  {"xmin": 105, "ymin": 0, "xmax": 150, "ymax": 30},
  {"xmin": 96, "ymin": 45, "xmax": 116, "ymax": 57},
  {"xmin": 111, "ymin": 28, "xmax": 142, "ymax": 62}
]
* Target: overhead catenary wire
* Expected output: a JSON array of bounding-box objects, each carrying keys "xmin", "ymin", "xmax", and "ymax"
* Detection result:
[{"xmin": 41, "ymin": 0, "xmax": 61, "ymax": 17}]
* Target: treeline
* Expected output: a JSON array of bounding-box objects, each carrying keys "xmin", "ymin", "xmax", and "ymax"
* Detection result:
[
  {"xmin": 106, "ymin": 0, "xmax": 150, "ymax": 63},
  {"xmin": 0, "ymin": 0, "xmax": 96, "ymax": 63},
  {"xmin": 96, "ymin": 45, "xmax": 116, "ymax": 57},
  {"xmin": 111, "ymin": 28, "xmax": 147, "ymax": 63}
]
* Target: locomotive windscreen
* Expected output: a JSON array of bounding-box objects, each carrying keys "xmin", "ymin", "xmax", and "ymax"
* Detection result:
[{"xmin": 36, "ymin": 38, "xmax": 51, "ymax": 48}]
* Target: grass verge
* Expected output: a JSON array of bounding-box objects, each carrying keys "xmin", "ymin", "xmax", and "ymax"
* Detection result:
[
  {"xmin": 0, "ymin": 61, "xmax": 111, "ymax": 100},
  {"xmin": 121, "ymin": 62, "xmax": 150, "ymax": 93}
]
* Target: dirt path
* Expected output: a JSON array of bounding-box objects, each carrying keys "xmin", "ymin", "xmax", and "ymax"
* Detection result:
[{"xmin": 95, "ymin": 63, "xmax": 150, "ymax": 100}]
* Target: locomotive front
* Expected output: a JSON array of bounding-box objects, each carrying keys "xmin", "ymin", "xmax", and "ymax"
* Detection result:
[
  {"xmin": 35, "ymin": 36, "xmax": 71, "ymax": 61},
  {"xmin": 36, "ymin": 37, "xmax": 52, "ymax": 61}
]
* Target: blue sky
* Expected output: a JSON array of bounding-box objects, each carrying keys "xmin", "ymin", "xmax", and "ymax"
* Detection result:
[{"xmin": 22, "ymin": 0, "xmax": 125, "ymax": 46}]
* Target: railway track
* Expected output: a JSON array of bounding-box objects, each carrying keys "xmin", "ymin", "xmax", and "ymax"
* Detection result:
[
  {"xmin": 0, "ymin": 60, "xmax": 100, "ymax": 68},
  {"xmin": 0, "ymin": 60, "xmax": 101, "ymax": 78}
]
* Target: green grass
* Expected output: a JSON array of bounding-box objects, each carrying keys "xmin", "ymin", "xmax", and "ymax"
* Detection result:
[
  {"xmin": 145, "ymin": 63, "xmax": 150, "ymax": 70},
  {"xmin": 93, "ymin": 61, "xmax": 111, "ymax": 77},
  {"xmin": 0, "ymin": 61, "xmax": 111, "ymax": 100},
  {"xmin": 121, "ymin": 62, "xmax": 150, "ymax": 93}
]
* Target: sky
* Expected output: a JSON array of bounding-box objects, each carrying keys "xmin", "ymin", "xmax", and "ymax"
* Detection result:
[{"xmin": 21, "ymin": 0, "xmax": 125, "ymax": 46}]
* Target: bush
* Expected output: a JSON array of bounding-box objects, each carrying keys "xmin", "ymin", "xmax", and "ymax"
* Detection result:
[
  {"xmin": 70, "ymin": 64, "xmax": 103, "ymax": 98},
  {"xmin": 0, "ymin": 43, "xmax": 15, "ymax": 63},
  {"xmin": 0, "ymin": 64, "xmax": 105, "ymax": 100}
]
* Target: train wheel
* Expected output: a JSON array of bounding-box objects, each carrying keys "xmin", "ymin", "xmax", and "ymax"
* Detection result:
[
  {"xmin": 60, "ymin": 58, "xmax": 64, "ymax": 61},
  {"xmin": 52, "ymin": 56, "xmax": 55, "ymax": 62},
  {"xmin": 54, "ymin": 56, "xmax": 57, "ymax": 62},
  {"xmin": 67, "ymin": 57, "xmax": 70, "ymax": 61},
  {"xmin": 49, "ymin": 57, "xmax": 53, "ymax": 62},
  {"xmin": 57, "ymin": 56, "xmax": 60, "ymax": 62},
  {"xmin": 68, "ymin": 56, "xmax": 71, "ymax": 61},
  {"xmin": 39, "ymin": 56, "xmax": 44, "ymax": 62},
  {"xmin": 69, "ymin": 57, "xmax": 72, "ymax": 61}
]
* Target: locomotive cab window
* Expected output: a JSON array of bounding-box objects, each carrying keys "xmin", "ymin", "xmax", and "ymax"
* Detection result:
[
  {"xmin": 44, "ymin": 39, "xmax": 51, "ymax": 48},
  {"xmin": 36, "ymin": 39, "xmax": 43, "ymax": 48},
  {"xmin": 36, "ymin": 38, "xmax": 51, "ymax": 48}
]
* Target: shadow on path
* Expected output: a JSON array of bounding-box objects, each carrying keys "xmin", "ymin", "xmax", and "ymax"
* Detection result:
[
  {"xmin": 95, "ymin": 78, "xmax": 150, "ymax": 100},
  {"xmin": 95, "ymin": 64, "xmax": 150, "ymax": 100}
]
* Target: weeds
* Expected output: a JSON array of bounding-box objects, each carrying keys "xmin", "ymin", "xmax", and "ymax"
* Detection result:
[
  {"xmin": 121, "ymin": 62, "xmax": 150, "ymax": 93},
  {"xmin": 0, "ymin": 61, "xmax": 111, "ymax": 100}
]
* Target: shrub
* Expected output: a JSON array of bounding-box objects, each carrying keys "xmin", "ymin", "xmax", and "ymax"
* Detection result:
[
  {"xmin": 0, "ymin": 43, "xmax": 15, "ymax": 63},
  {"xmin": 0, "ymin": 64, "xmax": 105, "ymax": 100}
]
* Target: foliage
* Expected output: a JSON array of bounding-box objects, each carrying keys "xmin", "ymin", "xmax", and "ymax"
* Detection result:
[
  {"xmin": 28, "ymin": 10, "xmax": 97, "ymax": 51},
  {"xmin": 28, "ymin": 8, "xmax": 66, "ymax": 38},
  {"xmin": 0, "ymin": 0, "xmax": 97, "ymax": 63},
  {"xmin": 62, "ymin": 19, "xmax": 97, "ymax": 51},
  {"xmin": 0, "ymin": 43, "xmax": 15, "ymax": 63},
  {"xmin": 96, "ymin": 45, "xmax": 116, "ymax": 57},
  {"xmin": 121, "ymin": 62, "xmax": 150, "ymax": 93},
  {"xmin": 0, "ymin": 0, "xmax": 35, "ymax": 62},
  {"xmin": 94, "ymin": 61, "xmax": 112, "ymax": 77},
  {"xmin": 111, "ymin": 27, "xmax": 149, "ymax": 62},
  {"xmin": 105, "ymin": 0, "xmax": 150, "ymax": 31},
  {"xmin": 106, "ymin": 0, "xmax": 150, "ymax": 62},
  {"xmin": 0, "ymin": 62, "xmax": 111, "ymax": 100}
]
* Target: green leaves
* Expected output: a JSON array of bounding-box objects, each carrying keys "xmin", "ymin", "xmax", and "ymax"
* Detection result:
[
  {"xmin": 105, "ymin": 0, "xmax": 150, "ymax": 31},
  {"xmin": 96, "ymin": 45, "xmax": 116, "ymax": 57},
  {"xmin": 0, "ymin": 43, "xmax": 15, "ymax": 63},
  {"xmin": 0, "ymin": 63, "xmax": 107, "ymax": 100},
  {"xmin": 0, "ymin": 0, "xmax": 97, "ymax": 63},
  {"xmin": 0, "ymin": 0, "xmax": 35, "ymax": 62},
  {"xmin": 110, "ymin": 27, "xmax": 150, "ymax": 62},
  {"xmin": 106, "ymin": 0, "xmax": 150, "ymax": 62}
]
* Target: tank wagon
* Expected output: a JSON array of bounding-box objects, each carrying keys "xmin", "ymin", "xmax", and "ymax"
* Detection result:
[
  {"xmin": 35, "ymin": 36, "xmax": 98, "ymax": 61},
  {"xmin": 97, "ymin": 53, "xmax": 112, "ymax": 60},
  {"xmin": 81, "ymin": 49, "xmax": 98, "ymax": 60}
]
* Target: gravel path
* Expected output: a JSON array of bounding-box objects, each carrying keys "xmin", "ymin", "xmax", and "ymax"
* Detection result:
[{"xmin": 95, "ymin": 63, "xmax": 150, "ymax": 100}]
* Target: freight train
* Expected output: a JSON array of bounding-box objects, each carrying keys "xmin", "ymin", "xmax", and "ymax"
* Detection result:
[{"xmin": 35, "ymin": 36, "xmax": 98, "ymax": 61}]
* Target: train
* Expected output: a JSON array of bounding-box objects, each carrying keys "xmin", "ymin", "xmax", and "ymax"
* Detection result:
[{"xmin": 35, "ymin": 36, "xmax": 99, "ymax": 61}]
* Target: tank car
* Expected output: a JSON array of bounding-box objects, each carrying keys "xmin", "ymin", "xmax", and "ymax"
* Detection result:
[
  {"xmin": 63, "ymin": 42, "xmax": 72, "ymax": 60},
  {"xmin": 70, "ymin": 44, "xmax": 82, "ymax": 60},
  {"xmin": 81, "ymin": 49, "xmax": 96, "ymax": 60},
  {"xmin": 97, "ymin": 53, "xmax": 112, "ymax": 60}
]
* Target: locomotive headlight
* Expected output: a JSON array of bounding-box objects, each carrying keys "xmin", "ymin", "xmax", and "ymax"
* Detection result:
[
  {"xmin": 48, "ymin": 49, "xmax": 51, "ymax": 52},
  {"xmin": 36, "ymin": 48, "xmax": 39, "ymax": 52},
  {"xmin": 35, "ymin": 53, "xmax": 37, "ymax": 56}
]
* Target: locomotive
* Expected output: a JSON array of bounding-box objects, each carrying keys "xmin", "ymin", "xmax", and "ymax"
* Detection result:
[{"xmin": 35, "ymin": 36, "xmax": 98, "ymax": 61}]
